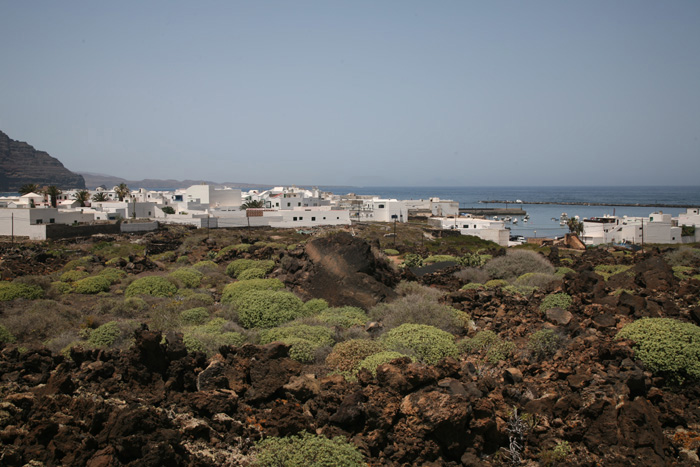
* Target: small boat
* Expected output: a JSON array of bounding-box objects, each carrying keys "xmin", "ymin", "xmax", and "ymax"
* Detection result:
[
  {"xmin": 560, "ymin": 212, "xmax": 568, "ymax": 220},
  {"xmin": 559, "ymin": 219, "xmax": 567, "ymax": 226},
  {"xmin": 551, "ymin": 217, "xmax": 558, "ymax": 221},
  {"xmin": 503, "ymin": 216, "xmax": 512, "ymax": 222},
  {"xmin": 512, "ymin": 218, "xmax": 518, "ymax": 224}
]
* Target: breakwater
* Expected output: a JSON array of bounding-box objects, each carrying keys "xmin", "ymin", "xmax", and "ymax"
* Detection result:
[
  {"xmin": 460, "ymin": 208, "xmax": 526, "ymax": 216},
  {"xmin": 480, "ymin": 200, "xmax": 696, "ymax": 209}
]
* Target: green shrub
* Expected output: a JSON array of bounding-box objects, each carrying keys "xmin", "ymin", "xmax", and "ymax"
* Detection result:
[
  {"xmin": 395, "ymin": 281, "xmax": 445, "ymax": 299},
  {"xmin": 279, "ymin": 337, "xmax": 317, "ymax": 363},
  {"xmin": 0, "ymin": 283, "xmax": 44, "ymax": 301},
  {"xmin": 515, "ymin": 272, "xmax": 558, "ymax": 288},
  {"xmin": 192, "ymin": 260, "xmax": 218, "ymax": 271},
  {"xmin": 105, "ymin": 257, "xmax": 126, "ymax": 266},
  {"xmin": 317, "ymin": 307, "xmax": 368, "ymax": 328},
  {"xmin": 401, "ymin": 253, "xmax": 424, "ymax": 268},
  {"xmin": 259, "ymin": 324, "xmax": 334, "ymax": 348},
  {"xmin": 484, "ymin": 250, "xmax": 554, "ymax": 280},
  {"xmin": 221, "ymin": 278, "xmax": 285, "ymax": 306},
  {"xmin": 176, "ymin": 256, "xmax": 190, "ymax": 265},
  {"xmin": 60, "ymin": 270, "xmax": 89, "ymax": 283},
  {"xmin": 461, "ymin": 283, "xmax": 484, "ymax": 290},
  {"xmin": 62, "ymin": 258, "xmax": 92, "ymax": 271},
  {"xmin": 252, "ymin": 432, "xmax": 364, "ymax": 467},
  {"xmin": 616, "ymin": 318, "xmax": 700, "ymax": 383},
  {"xmin": 125, "ymin": 276, "xmax": 178, "ymax": 298},
  {"xmin": 182, "ymin": 318, "xmax": 246, "ymax": 355},
  {"xmin": 594, "ymin": 264, "xmax": 632, "ymax": 281},
  {"xmin": 458, "ymin": 252, "xmax": 488, "ymax": 267},
  {"xmin": 560, "ymin": 257, "xmax": 574, "ymax": 265},
  {"xmin": 326, "ymin": 339, "xmax": 385, "ymax": 373},
  {"xmin": 612, "ymin": 288, "xmax": 636, "ymax": 296},
  {"xmin": 168, "ymin": 267, "xmax": 203, "ymax": 288},
  {"xmin": 459, "ymin": 330, "xmax": 515, "ymax": 364},
  {"xmin": 88, "ymin": 321, "xmax": 122, "ymax": 348},
  {"xmin": 382, "ymin": 323, "xmax": 459, "ymax": 365},
  {"xmin": 302, "ymin": 298, "xmax": 329, "ymax": 315},
  {"xmin": 383, "ymin": 248, "xmax": 400, "ymax": 256},
  {"xmin": 97, "ymin": 268, "xmax": 127, "ymax": 284},
  {"xmin": 357, "ymin": 351, "xmax": 409, "ymax": 376},
  {"xmin": 50, "ymin": 281, "xmax": 73, "ymax": 295},
  {"xmin": 540, "ymin": 293, "xmax": 572, "ymax": 313},
  {"xmin": 502, "ymin": 285, "xmax": 537, "ymax": 296},
  {"xmin": 485, "ymin": 279, "xmax": 508, "ymax": 289},
  {"xmin": 226, "ymin": 259, "xmax": 275, "ymax": 278},
  {"xmin": 215, "ymin": 244, "xmax": 250, "ymax": 259},
  {"xmin": 151, "ymin": 251, "xmax": 177, "ymax": 262},
  {"xmin": 237, "ymin": 268, "xmax": 268, "ymax": 280},
  {"xmin": 554, "ymin": 267, "xmax": 576, "ymax": 277},
  {"xmin": 665, "ymin": 247, "xmax": 700, "ymax": 267},
  {"xmin": 73, "ymin": 276, "xmax": 111, "ymax": 294},
  {"xmin": 236, "ymin": 290, "xmax": 304, "ymax": 328},
  {"xmin": 0, "ymin": 324, "xmax": 16, "ymax": 344},
  {"xmin": 424, "ymin": 255, "xmax": 459, "ymax": 264},
  {"xmin": 182, "ymin": 334, "xmax": 206, "ymax": 353},
  {"xmin": 673, "ymin": 266, "xmax": 696, "ymax": 280},
  {"xmin": 180, "ymin": 307, "xmax": 210, "ymax": 325},
  {"xmin": 370, "ymin": 296, "xmax": 470, "ymax": 333},
  {"xmin": 528, "ymin": 329, "xmax": 562, "ymax": 360}
]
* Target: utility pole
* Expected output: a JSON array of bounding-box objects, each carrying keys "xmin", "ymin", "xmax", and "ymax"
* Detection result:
[
  {"xmin": 641, "ymin": 218, "xmax": 644, "ymax": 251},
  {"xmin": 11, "ymin": 212, "xmax": 14, "ymax": 246}
]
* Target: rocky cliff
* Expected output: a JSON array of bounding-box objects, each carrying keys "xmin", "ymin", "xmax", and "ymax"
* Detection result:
[{"xmin": 0, "ymin": 130, "xmax": 85, "ymax": 191}]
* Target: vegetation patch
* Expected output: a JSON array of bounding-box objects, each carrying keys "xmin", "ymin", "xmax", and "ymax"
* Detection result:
[
  {"xmin": 59, "ymin": 270, "xmax": 89, "ymax": 283},
  {"xmin": 0, "ymin": 324, "xmax": 16, "ymax": 344},
  {"xmin": 97, "ymin": 268, "xmax": 127, "ymax": 284},
  {"xmin": 302, "ymin": 298, "xmax": 329, "ymax": 315},
  {"xmin": 235, "ymin": 290, "xmax": 304, "ymax": 328},
  {"xmin": 226, "ymin": 259, "xmax": 275, "ymax": 279},
  {"xmin": 168, "ymin": 267, "xmax": 203, "ymax": 288},
  {"xmin": 594, "ymin": 264, "xmax": 632, "ymax": 281},
  {"xmin": 326, "ymin": 339, "xmax": 385, "ymax": 373},
  {"xmin": 0, "ymin": 282, "xmax": 45, "ymax": 301},
  {"xmin": 616, "ymin": 318, "xmax": 700, "ymax": 384},
  {"xmin": 221, "ymin": 279, "xmax": 285, "ymax": 307},
  {"xmin": 528, "ymin": 329, "xmax": 562, "ymax": 360},
  {"xmin": 540, "ymin": 293, "xmax": 572, "ymax": 313},
  {"xmin": 180, "ymin": 307, "xmax": 210, "ymax": 325},
  {"xmin": 316, "ymin": 307, "xmax": 368, "ymax": 328},
  {"xmin": 424, "ymin": 254, "xmax": 459, "ymax": 264},
  {"xmin": 461, "ymin": 283, "xmax": 484, "ymax": 291},
  {"xmin": 383, "ymin": 248, "xmax": 400, "ymax": 256},
  {"xmin": 459, "ymin": 330, "xmax": 516, "ymax": 364},
  {"xmin": 259, "ymin": 324, "xmax": 334, "ymax": 348},
  {"xmin": 87, "ymin": 321, "xmax": 123, "ymax": 348},
  {"xmin": 73, "ymin": 276, "xmax": 112, "ymax": 294},
  {"xmin": 483, "ymin": 250, "xmax": 554, "ymax": 280},
  {"xmin": 357, "ymin": 351, "xmax": 409, "ymax": 376},
  {"xmin": 125, "ymin": 276, "xmax": 178, "ymax": 298},
  {"xmin": 252, "ymin": 432, "xmax": 364, "ymax": 467},
  {"xmin": 370, "ymin": 295, "xmax": 470, "ymax": 333},
  {"xmin": 382, "ymin": 323, "xmax": 459, "ymax": 365}
]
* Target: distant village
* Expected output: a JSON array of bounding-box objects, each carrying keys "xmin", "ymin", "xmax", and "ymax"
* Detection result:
[{"xmin": 1, "ymin": 183, "xmax": 699, "ymax": 247}]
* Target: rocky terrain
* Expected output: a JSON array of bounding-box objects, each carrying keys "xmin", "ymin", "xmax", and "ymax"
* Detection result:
[
  {"xmin": 1, "ymin": 225, "xmax": 700, "ymax": 466},
  {"xmin": 0, "ymin": 130, "xmax": 85, "ymax": 191}
]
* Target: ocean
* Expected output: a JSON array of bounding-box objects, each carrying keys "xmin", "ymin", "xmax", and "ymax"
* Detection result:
[{"xmin": 319, "ymin": 186, "xmax": 700, "ymax": 239}]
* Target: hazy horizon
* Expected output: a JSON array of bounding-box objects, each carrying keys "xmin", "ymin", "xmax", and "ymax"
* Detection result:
[{"xmin": 2, "ymin": 1, "xmax": 699, "ymax": 187}]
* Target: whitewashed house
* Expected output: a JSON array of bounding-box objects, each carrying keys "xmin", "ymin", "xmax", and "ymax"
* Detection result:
[{"xmin": 428, "ymin": 216, "xmax": 510, "ymax": 247}]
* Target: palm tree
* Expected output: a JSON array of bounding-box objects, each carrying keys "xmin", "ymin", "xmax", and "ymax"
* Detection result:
[
  {"xmin": 115, "ymin": 183, "xmax": 130, "ymax": 201},
  {"xmin": 18, "ymin": 183, "xmax": 39, "ymax": 195},
  {"xmin": 240, "ymin": 200, "xmax": 265, "ymax": 210},
  {"xmin": 44, "ymin": 185, "xmax": 62, "ymax": 208},
  {"xmin": 74, "ymin": 190, "xmax": 91, "ymax": 207},
  {"xmin": 92, "ymin": 192, "xmax": 109, "ymax": 202}
]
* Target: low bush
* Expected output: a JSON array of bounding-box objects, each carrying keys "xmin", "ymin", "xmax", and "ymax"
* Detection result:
[
  {"xmin": 665, "ymin": 247, "xmax": 700, "ymax": 267},
  {"xmin": 72, "ymin": 276, "xmax": 111, "ymax": 294},
  {"xmin": 382, "ymin": 323, "xmax": 459, "ymax": 365},
  {"xmin": 502, "ymin": 285, "xmax": 537, "ymax": 296},
  {"xmin": 59, "ymin": 270, "xmax": 89, "ymax": 283},
  {"xmin": 594, "ymin": 264, "xmax": 632, "ymax": 281},
  {"xmin": 317, "ymin": 307, "xmax": 368, "ymax": 328},
  {"xmin": 326, "ymin": 339, "xmax": 385, "ymax": 373},
  {"xmin": 357, "ymin": 351, "xmax": 408, "ymax": 376},
  {"xmin": 485, "ymin": 279, "xmax": 508, "ymax": 289},
  {"xmin": 395, "ymin": 281, "xmax": 445, "ymax": 300},
  {"xmin": 515, "ymin": 272, "xmax": 559, "ymax": 288},
  {"xmin": 302, "ymin": 298, "xmax": 329, "ymax": 315},
  {"xmin": 454, "ymin": 267, "xmax": 490, "ymax": 285},
  {"xmin": 176, "ymin": 256, "xmax": 190, "ymax": 265},
  {"xmin": 616, "ymin": 318, "xmax": 700, "ymax": 384},
  {"xmin": 235, "ymin": 289, "xmax": 304, "ymax": 328},
  {"xmin": 182, "ymin": 319, "xmax": 246, "ymax": 355},
  {"xmin": 62, "ymin": 257, "xmax": 93, "ymax": 271},
  {"xmin": 279, "ymin": 337, "xmax": 317, "ymax": 363},
  {"xmin": 673, "ymin": 266, "xmax": 696, "ymax": 280},
  {"xmin": 483, "ymin": 250, "xmax": 555, "ymax": 280},
  {"xmin": 226, "ymin": 259, "xmax": 275, "ymax": 278},
  {"xmin": 424, "ymin": 254, "xmax": 459, "ymax": 264},
  {"xmin": 528, "ymin": 329, "xmax": 562, "ymax": 360},
  {"xmin": 0, "ymin": 324, "xmax": 16, "ymax": 344},
  {"xmin": 259, "ymin": 324, "xmax": 334, "ymax": 348},
  {"xmin": 0, "ymin": 282, "xmax": 44, "ymax": 301},
  {"xmin": 125, "ymin": 276, "xmax": 178, "ymax": 298},
  {"xmin": 458, "ymin": 252, "xmax": 489, "ymax": 268},
  {"xmin": 97, "ymin": 268, "xmax": 126, "ymax": 284},
  {"xmin": 540, "ymin": 293, "xmax": 572, "ymax": 313},
  {"xmin": 459, "ymin": 330, "xmax": 516, "ymax": 364},
  {"xmin": 461, "ymin": 283, "xmax": 484, "ymax": 290},
  {"xmin": 192, "ymin": 260, "xmax": 218, "ymax": 271},
  {"xmin": 87, "ymin": 321, "xmax": 122, "ymax": 348},
  {"xmin": 168, "ymin": 267, "xmax": 203, "ymax": 288},
  {"xmin": 237, "ymin": 268, "xmax": 268, "ymax": 280},
  {"xmin": 50, "ymin": 281, "xmax": 72, "ymax": 295},
  {"xmin": 215, "ymin": 244, "xmax": 250, "ymax": 259},
  {"xmin": 252, "ymin": 432, "xmax": 364, "ymax": 467},
  {"xmin": 369, "ymin": 295, "xmax": 470, "ymax": 333},
  {"xmin": 383, "ymin": 248, "xmax": 400, "ymax": 256},
  {"xmin": 220, "ymin": 279, "xmax": 285, "ymax": 306},
  {"xmin": 554, "ymin": 267, "xmax": 576, "ymax": 277},
  {"xmin": 151, "ymin": 251, "xmax": 177, "ymax": 262},
  {"xmin": 180, "ymin": 307, "xmax": 210, "ymax": 325}
]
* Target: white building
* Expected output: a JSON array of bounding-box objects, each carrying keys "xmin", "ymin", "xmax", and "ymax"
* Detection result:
[
  {"xmin": 581, "ymin": 211, "xmax": 694, "ymax": 246},
  {"xmin": 0, "ymin": 208, "xmax": 95, "ymax": 240},
  {"xmin": 428, "ymin": 216, "xmax": 510, "ymax": 247},
  {"xmin": 215, "ymin": 207, "xmax": 350, "ymax": 229},
  {"xmin": 403, "ymin": 198, "xmax": 459, "ymax": 217}
]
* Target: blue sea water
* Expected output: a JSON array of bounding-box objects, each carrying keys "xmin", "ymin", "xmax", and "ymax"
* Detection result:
[{"xmin": 320, "ymin": 186, "xmax": 700, "ymax": 239}]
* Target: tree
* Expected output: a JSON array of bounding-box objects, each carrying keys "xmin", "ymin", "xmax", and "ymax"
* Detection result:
[
  {"xmin": 240, "ymin": 200, "xmax": 265, "ymax": 210},
  {"xmin": 115, "ymin": 183, "xmax": 130, "ymax": 202},
  {"xmin": 161, "ymin": 206, "xmax": 175, "ymax": 214},
  {"xmin": 44, "ymin": 186, "xmax": 62, "ymax": 208},
  {"xmin": 92, "ymin": 192, "xmax": 109, "ymax": 202},
  {"xmin": 74, "ymin": 190, "xmax": 91, "ymax": 207},
  {"xmin": 567, "ymin": 218, "xmax": 584, "ymax": 236},
  {"xmin": 18, "ymin": 184, "xmax": 39, "ymax": 195}
]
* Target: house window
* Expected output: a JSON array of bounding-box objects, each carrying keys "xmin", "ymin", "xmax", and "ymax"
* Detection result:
[
  {"xmin": 312, "ymin": 217, "xmax": 316, "ymax": 221},
  {"xmin": 287, "ymin": 203, "xmax": 291, "ymax": 207},
  {"xmin": 293, "ymin": 217, "xmax": 297, "ymax": 221},
  {"xmin": 49, "ymin": 218, "xmax": 55, "ymax": 223},
  {"xmin": 378, "ymin": 204, "xmax": 385, "ymax": 208},
  {"xmin": 298, "ymin": 202, "xmax": 301, "ymax": 206},
  {"xmin": 299, "ymin": 217, "xmax": 303, "ymax": 220},
  {"xmin": 36, "ymin": 219, "xmax": 43, "ymax": 224},
  {"xmin": 323, "ymin": 217, "xmax": 326, "ymax": 220}
]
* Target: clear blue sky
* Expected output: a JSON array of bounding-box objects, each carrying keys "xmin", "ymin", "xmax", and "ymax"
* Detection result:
[{"xmin": 1, "ymin": 1, "xmax": 699, "ymax": 186}]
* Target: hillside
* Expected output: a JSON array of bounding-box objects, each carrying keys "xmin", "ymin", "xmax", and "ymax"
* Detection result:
[
  {"xmin": 0, "ymin": 130, "xmax": 85, "ymax": 191},
  {"xmin": 80, "ymin": 172, "xmax": 271, "ymax": 190},
  {"xmin": 1, "ymin": 224, "xmax": 700, "ymax": 465}
]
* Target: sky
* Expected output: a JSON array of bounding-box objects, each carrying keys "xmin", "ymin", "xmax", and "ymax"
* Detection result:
[{"xmin": 1, "ymin": 1, "xmax": 699, "ymax": 187}]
